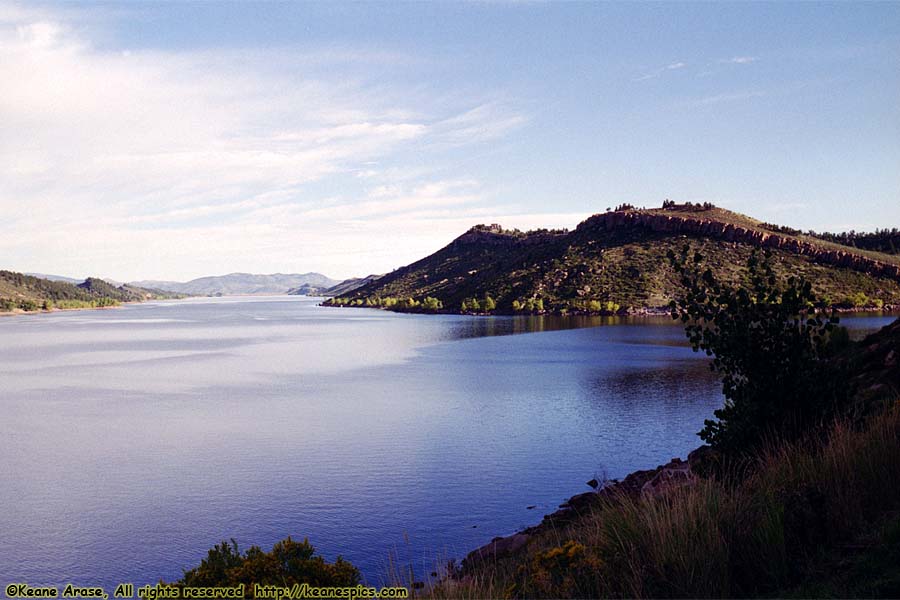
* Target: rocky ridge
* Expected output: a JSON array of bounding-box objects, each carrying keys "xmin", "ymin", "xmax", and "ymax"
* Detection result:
[{"xmin": 582, "ymin": 211, "xmax": 900, "ymax": 281}]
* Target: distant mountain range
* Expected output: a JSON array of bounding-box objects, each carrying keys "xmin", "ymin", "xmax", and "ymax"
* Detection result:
[
  {"xmin": 325, "ymin": 203, "xmax": 900, "ymax": 314},
  {"xmin": 130, "ymin": 272, "xmax": 340, "ymax": 296},
  {"xmin": 2, "ymin": 269, "xmax": 363, "ymax": 313}
]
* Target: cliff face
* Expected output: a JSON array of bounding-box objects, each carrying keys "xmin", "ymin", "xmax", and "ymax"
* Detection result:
[{"xmin": 577, "ymin": 211, "xmax": 900, "ymax": 281}]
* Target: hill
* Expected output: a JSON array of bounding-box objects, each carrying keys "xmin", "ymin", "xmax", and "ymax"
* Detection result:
[
  {"xmin": 131, "ymin": 272, "xmax": 338, "ymax": 296},
  {"xmin": 77, "ymin": 277, "xmax": 181, "ymax": 302},
  {"xmin": 325, "ymin": 203, "xmax": 900, "ymax": 314},
  {"xmin": 0, "ymin": 271, "xmax": 176, "ymax": 312},
  {"xmin": 285, "ymin": 283, "xmax": 330, "ymax": 296},
  {"xmin": 290, "ymin": 274, "xmax": 384, "ymax": 297}
]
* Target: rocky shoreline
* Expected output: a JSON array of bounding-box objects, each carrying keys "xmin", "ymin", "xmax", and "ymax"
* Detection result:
[{"xmin": 459, "ymin": 447, "xmax": 714, "ymax": 573}]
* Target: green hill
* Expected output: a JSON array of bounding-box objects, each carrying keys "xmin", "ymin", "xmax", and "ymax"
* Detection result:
[
  {"xmin": 325, "ymin": 203, "xmax": 900, "ymax": 314},
  {"xmin": 0, "ymin": 271, "xmax": 180, "ymax": 313}
]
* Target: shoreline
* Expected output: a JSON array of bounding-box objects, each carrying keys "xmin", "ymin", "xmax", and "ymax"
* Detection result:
[
  {"xmin": 457, "ymin": 448, "xmax": 710, "ymax": 574},
  {"xmin": 0, "ymin": 303, "xmax": 126, "ymax": 318},
  {"xmin": 321, "ymin": 301, "xmax": 900, "ymax": 318}
]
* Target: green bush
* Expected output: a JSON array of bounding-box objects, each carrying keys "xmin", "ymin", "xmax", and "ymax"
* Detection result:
[
  {"xmin": 668, "ymin": 247, "xmax": 847, "ymax": 455},
  {"xmin": 17, "ymin": 299, "xmax": 40, "ymax": 311},
  {"xmin": 849, "ymin": 291, "xmax": 870, "ymax": 308},
  {"xmin": 178, "ymin": 537, "xmax": 360, "ymax": 589}
]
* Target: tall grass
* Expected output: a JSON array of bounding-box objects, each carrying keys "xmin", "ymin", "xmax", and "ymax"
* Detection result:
[{"xmin": 427, "ymin": 401, "xmax": 900, "ymax": 598}]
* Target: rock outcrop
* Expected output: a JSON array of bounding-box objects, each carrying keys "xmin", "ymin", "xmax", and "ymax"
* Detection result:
[
  {"xmin": 640, "ymin": 458, "xmax": 697, "ymax": 498},
  {"xmin": 452, "ymin": 227, "xmax": 566, "ymax": 248}
]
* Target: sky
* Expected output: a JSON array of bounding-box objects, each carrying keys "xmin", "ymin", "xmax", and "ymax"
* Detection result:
[{"xmin": 1, "ymin": 1, "xmax": 898, "ymax": 282}]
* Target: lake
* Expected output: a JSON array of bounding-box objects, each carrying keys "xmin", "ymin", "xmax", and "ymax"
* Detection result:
[{"xmin": 0, "ymin": 297, "xmax": 892, "ymax": 588}]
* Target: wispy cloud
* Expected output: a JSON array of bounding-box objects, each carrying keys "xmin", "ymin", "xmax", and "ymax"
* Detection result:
[
  {"xmin": 434, "ymin": 102, "xmax": 528, "ymax": 145},
  {"xmin": 632, "ymin": 61, "xmax": 687, "ymax": 82},
  {"xmin": 718, "ymin": 56, "xmax": 758, "ymax": 65},
  {"xmin": 691, "ymin": 90, "xmax": 767, "ymax": 106}
]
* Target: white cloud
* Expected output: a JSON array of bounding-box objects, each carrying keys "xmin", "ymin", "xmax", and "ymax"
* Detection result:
[
  {"xmin": 632, "ymin": 61, "xmax": 687, "ymax": 82},
  {"xmin": 0, "ymin": 5, "xmax": 534, "ymax": 280},
  {"xmin": 719, "ymin": 56, "xmax": 758, "ymax": 65}
]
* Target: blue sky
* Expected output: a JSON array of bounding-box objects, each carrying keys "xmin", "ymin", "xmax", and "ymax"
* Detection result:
[{"xmin": 1, "ymin": 1, "xmax": 898, "ymax": 281}]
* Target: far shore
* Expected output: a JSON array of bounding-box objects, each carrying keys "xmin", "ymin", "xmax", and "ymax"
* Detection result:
[
  {"xmin": 4, "ymin": 293, "xmax": 897, "ymax": 320},
  {"xmin": 0, "ymin": 304, "xmax": 125, "ymax": 318}
]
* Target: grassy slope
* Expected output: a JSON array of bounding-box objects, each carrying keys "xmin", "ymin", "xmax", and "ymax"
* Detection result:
[{"xmin": 329, "ymin": 206, "xmax": 900, "ymax": 312}]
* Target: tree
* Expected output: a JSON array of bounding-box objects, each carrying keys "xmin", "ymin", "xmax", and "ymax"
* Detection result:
[
  {"xmin": 849, "ymin": 291, "xmax": 870, "ymax": 308},
  {"xmin": 423, "ymin": 296, "xmax": 442, "ymax": 311},
  {"xmin": 668, "ymin": 246, "xmax": 847, "ymax": 455},
  {"xmin": 483, "ymin": 295, "xmax": 496, "ymax": 311}
]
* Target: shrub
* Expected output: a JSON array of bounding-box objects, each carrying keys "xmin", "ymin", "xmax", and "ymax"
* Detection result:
[
  {"xmin": 422, "ymin": 296, "xmax": 443, "ymax": 311},
  {"xmin": 509, "ymin": 541, "xmax": 604, "ymax": 598},
  {"xmin": 178, "ymin": 537, "xmax": 360, "ymax": 589},
  {"xmin": 849, "ymin": 291, "xmax": 870, "ymax": 308},
  {"xmin": 668, "ymin": 246, "xmax": 847, "ymax": 455}
]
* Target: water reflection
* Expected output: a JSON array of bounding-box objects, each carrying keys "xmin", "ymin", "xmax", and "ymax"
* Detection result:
[{"xmin": 441, "ymin": 313, "xmax": 665, "ymax": 341}]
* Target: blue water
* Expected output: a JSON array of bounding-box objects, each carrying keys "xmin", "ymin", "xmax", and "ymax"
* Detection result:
[{"xmin": 0, "ymin": 297, "xmax": 892, "ymax": 588}]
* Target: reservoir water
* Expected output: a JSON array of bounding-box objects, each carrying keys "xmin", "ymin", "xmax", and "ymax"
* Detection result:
[{"xmin": 0, "ymin": 297, "xmax": 892, "ymax": 587}]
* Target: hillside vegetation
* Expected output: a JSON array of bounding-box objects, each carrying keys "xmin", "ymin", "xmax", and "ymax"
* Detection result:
[
  {"xmin": 0, "ymin": 271, "xmax": 178, "ymax": 313},
  {"xmin": 325, "ymin": 203, "xmax": 900, "ymax": 314}
]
